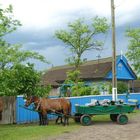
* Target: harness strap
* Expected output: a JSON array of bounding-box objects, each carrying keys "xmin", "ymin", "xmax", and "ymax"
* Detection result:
[
  {"xmin": 35, "ymin": 97, "xmax": 42, "ymax": 111},
  {"xmin": 49, "ymin": 108, "xmax": 71, "ymax": 118}
]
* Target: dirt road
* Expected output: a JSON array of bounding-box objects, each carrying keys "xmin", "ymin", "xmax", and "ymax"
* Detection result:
[{"xmin": 48, "ymin": 114, "xmax": 140, "ymax": 140}]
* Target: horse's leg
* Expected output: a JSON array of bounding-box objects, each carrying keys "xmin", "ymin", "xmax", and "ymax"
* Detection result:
[
  {"xmin": 38, "ymin": 112, "xmax": 42, "ymax": 125},
  {"xmin": 43, "ymin": 114, "xmax": 46, "ymax": 125},
  {"xmin": 45, "ymin": 114, "xmax": 48, "ymax": 125},
  {"xmin": 43, "ymin": 114, "xmax": 48, "ymax": 125},
  {"xmin": 60, "ymin": 116, "xmax": 63, "ymax": 124},
  {"xmin": 41, "ymin": 111, "xmax": 47, "ymax": 125},
  {"xmin": 66, "ymin": 101, "xmax": 71, "ymax": 125},
  {"xmin": 60, "ymin": 110, "xmax": 64, "ymax": 124},
  {"xmin": 41, "ymin": 113, "xmax": 44, "ymax": 125},
  {"xmin": 66, "ymin": 111, "xmax": 70, "ymax": 125},
  {"xmin": 55, "ymin": 112, "xmax": 63, "ymax": 125},
  {"xmin": 38, "ymin": 112, "xmax": 41, "ymax": 125},
  {"xmin": 66, "ymin": 116, "xmax": 69, "ymax": 125},
  {"xmin": 55, "ymin": 116, "xmax": 60, "ymax": 124},
  {"xmin": 64, "ymin": 110, "xmax": 70, "ymax": 125},
  {"xmin": 63, "ymin": 115, "xmax": 66, "ymax": 126},
  {"xmin": 63, "ymin": 114, "xmax": 68, "ymax": 126},
  {"xmin": 59, "ymin": 110, "xmax": 64, "ymax": 124}
]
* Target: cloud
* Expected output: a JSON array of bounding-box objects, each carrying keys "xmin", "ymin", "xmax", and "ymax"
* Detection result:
[
  {"xmin": 115, "ymin": 0, "xmax": 140, "ymax": 26},
  {"xmin": 1, "ymin": 0, "xmax": 140, "ymax": 70},
  {"xmin": 1, "ymin": 0, "xmax": 140, "ymax": 30},
  {"xmin": 31, "ymin": 45, "xmax": 69, "ymax": 70}
]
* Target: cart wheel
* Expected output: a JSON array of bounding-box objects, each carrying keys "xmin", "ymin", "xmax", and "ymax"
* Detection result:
[
  {"xmin": 74, "ymin": 113, "xmax": 81, "ymax": 123},
  {"xmin": 117, "ymin": 114, "xmax": 128, "ymax": 125},
  {"xmin": 110, "ymin": 114, "xmax": 118, "ymax": 122},
  {"xmin": 80, "ymin": 114, "xmax": 92, "ymax": 126}
]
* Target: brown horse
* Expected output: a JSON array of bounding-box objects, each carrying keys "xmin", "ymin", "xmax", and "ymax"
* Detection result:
[
  {"xmin": 24, "ymin": 96, "xmax": 71, "ymax": 126},
  {"xmin": 0, "ymin": 97, "xmax": 3, "ymax": 120}
]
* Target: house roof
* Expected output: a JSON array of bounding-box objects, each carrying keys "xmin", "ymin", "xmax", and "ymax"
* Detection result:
[
  {"xmin": 42, "ymin": 55, "xmax": 137, "ymax": 87},
  {"xmin": 106, "ymin": 55, "xmax": 137, "ymax": 80}
]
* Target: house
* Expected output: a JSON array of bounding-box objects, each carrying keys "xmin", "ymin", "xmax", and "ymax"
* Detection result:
[{"xmin": 42, "ymin": 55, "xmax": 137, "ymax": 96}]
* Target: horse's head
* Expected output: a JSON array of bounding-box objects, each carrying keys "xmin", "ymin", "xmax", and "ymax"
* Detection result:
[{"xmin": 24, "ymin": 96, "xmax": 38, "ymax": 107}]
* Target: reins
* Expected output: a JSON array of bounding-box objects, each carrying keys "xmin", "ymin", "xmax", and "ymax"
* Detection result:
[{"xmin": 20, "ymin": 105, "xmax": 72, "ymax": 117}]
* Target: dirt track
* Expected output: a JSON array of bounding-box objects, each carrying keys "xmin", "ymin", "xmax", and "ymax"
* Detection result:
[{"xmin": 47, "ymin": 114, "xmax": 140, "ymax": 140}]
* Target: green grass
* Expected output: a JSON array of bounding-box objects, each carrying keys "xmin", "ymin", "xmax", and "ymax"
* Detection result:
[
  {"xmin": 0, "ymin": 110, "xmax": 140, "ymax": 140},
  {"xmin": 0, "ymin": 119, "xmax": 80, "ymax": 140}
]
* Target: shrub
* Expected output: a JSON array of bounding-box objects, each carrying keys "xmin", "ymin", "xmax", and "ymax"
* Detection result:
[
  {"xmin": 71, "ymin": 82, "xmax": 91, "ymax": 96},
  {"xmin": 117, "ymin": 81, "xmax": 128, "ymax": 94},
  {"xmin": 109, "ymin": 81, "xmax": 128, "ymax": 94},
  {"xmin": 90, "ymin": 86, "xmax": 100, "ymax": 95}
]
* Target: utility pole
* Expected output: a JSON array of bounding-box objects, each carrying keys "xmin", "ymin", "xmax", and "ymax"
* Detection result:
[{"xmin": 111, "ymin": 0, "xmax": 117, "ymax": 101}]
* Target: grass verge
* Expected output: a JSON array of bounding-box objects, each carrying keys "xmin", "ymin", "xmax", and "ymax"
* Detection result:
[
  {"xmin": 0, "ymin": 119, "xmax": 80, "ymax": 140},
  {"xmin": 0, "ymin": 109, "xmax": 140, "ymax": 140}
]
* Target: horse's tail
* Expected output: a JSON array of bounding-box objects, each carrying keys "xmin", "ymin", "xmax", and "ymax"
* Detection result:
[
  {"xmin": 68, "ymin": 100, "xmax": 71, "ymax": 116},
  {"xmin": 0, "ymin": 111, "xmax": 2, "ymax": 120}
]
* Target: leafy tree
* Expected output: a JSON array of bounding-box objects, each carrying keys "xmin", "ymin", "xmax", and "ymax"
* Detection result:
[
  {"xmin": 0, "ymin": 43, "xmax": 46, "ymax": 70},
  {"xmin": 126, "ymin": 28, "xmax": 140, "ymax": 75},
  {"xmin": 64, "ymin": 70, "xmax": 81, "ymax": 84},
  {"xmin": 0, "ymin": 5, "xmax": 50, "ymax": 97},
  {"xmin": 55, "ymin": 17, "xmax": 109, "ymax": 74},
  {"xmin": 0, "ymin": 5, "xmax": 21, "ymax": 39},
  {"xmin": 0, "ymin": 63, "xmax": 51, "ymax": 97},
  {"xmin": 55, "ymin": 17, "xmax": 109, "ymax": 95}
]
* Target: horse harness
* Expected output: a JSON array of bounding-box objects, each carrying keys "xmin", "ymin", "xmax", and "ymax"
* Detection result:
[
  {"xmin": 35, "ymin": 97, "xmax": 42, "ymax": 111},
  {"xmin": 28, "ymin": 97, "xmax": 71, "ymax": 118}
]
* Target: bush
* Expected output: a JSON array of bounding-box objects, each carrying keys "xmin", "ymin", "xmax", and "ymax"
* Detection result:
[
  {"xmin": 63, "ymin": 81, "xmax": 128, "ymax": 96},
  {"xmin": 109, "ymin": 81, "xmax": 128, "ymax": 94},
  {"xmin": 117, "ymin": 81, "xmax": 128, "ymax": 94},
  {"xmin": 90, "ymin": 86, "xmax": 100, "ymax": 95},
  {"xmin": 71, "ymin": 82, "xmax": 91, "ymax": 96}
]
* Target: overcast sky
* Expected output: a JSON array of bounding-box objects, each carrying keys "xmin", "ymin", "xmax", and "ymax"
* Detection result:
[{"xmin": 1, "ymin": 0, "xmax": 140, "ymax": 70}]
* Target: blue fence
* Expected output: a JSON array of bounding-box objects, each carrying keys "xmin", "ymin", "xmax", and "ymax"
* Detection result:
[
  {"xmin": 16, "ymin": 93, "xmax": 140, "ymax": 124},
  {"xmin": 16, "ymin": 96, "xmax": 39, "ymax": 124}
]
